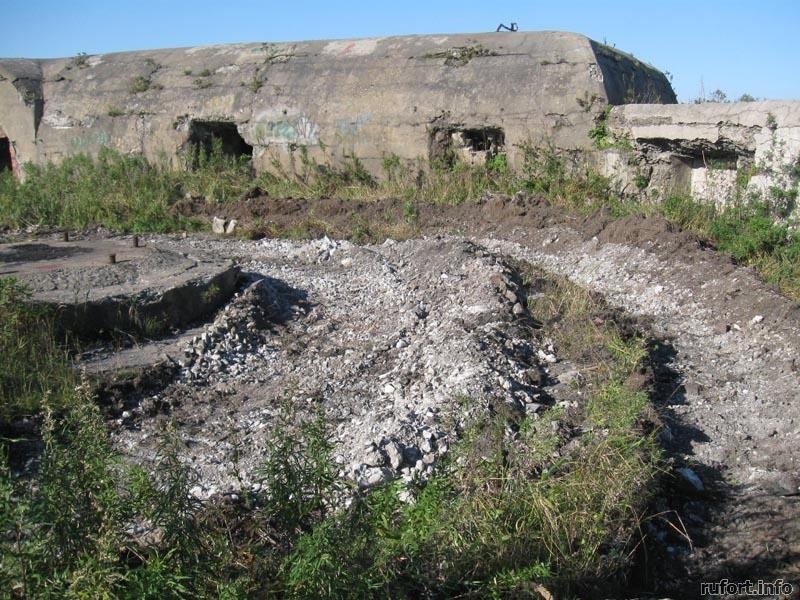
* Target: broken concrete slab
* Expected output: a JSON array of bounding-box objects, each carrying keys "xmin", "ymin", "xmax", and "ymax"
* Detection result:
[
  {"xmin": 599, "ymin": 100, "xmax": 800, "ymax": 213},
  {"xmin": 0, "ymin": 234, "xmax": 238, "ymax": 338}
]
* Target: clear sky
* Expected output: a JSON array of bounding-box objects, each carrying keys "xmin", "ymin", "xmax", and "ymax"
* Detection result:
[{"xmin": 3, "ymin": 0, "xmax": 798, "ymax": 103}]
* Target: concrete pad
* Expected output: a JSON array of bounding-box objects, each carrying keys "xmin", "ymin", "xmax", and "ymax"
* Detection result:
[{"xmin": 0, "ymin": 235, "xmax": 238, "ymax": 337}]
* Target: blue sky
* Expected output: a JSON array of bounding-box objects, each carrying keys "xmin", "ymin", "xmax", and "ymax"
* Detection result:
[{"xmin": 3, "ymin": 0, "xmax": 798, "ymax": 103}]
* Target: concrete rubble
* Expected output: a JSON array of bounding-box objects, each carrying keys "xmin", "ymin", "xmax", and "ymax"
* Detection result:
[{"xmin": 109, "ymin": 236, "xmax": 566, "ymax": 497}]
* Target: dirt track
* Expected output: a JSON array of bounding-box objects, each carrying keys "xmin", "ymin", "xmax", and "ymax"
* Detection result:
[{"xmin": 105, "ymin": 193, "xmax": 800, "ymax": 596}]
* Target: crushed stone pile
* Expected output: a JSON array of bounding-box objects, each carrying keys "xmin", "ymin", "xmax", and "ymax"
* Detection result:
[{"xmin": 112, "ymin": 237, "xmax": 567, "ymax": 498}]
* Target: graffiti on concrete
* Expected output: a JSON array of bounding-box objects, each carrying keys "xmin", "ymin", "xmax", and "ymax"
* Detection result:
[
  {"xmin": 70, "ymin": 131, "xmax": 111, "ymax": 149},
  {"xmin": 334, "ymin": 113, "xmax": 372, "ymax": 150},
  {"xmin": 253, "ymin": 115, "xmax": 319, "ymax": 145},
  {"xmin": 336, "ymin": 113, "xmax": 371, "ymax": 136}
]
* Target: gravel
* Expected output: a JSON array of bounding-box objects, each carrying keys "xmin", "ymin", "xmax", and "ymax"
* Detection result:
[{"xmin": 112, "ymin": 236, "xmax": 555, "ymax": 497}]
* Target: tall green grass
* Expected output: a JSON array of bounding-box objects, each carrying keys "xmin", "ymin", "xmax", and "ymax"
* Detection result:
[
  {"xmin": 662, "ymin": 194, "xmax": 800, "ymax": 299},
  {"xmin": 0, "ymin": 148, "xmax": 200, "ymax": 233},
  {"xmin": 0, "ymin": 141, "xmax": 614, "ymax": 233},
  {"xmin": 0, "ymin": 278, "xmax": 76, "ymax": 422}
]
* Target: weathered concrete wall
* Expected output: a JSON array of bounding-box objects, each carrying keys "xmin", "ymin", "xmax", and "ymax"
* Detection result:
[
  {"xmin": 0, "ymin": 31, "xmax": 675, "ymax": 180},
  {"xmin": 602, "ymin": 101, "xmax": 800, "ymax": 215},
  {"xmin": 0, "ymin": 59, "xmax": 43, "ymax": 172},
  {"xmin": 3, "ymin": 33, "xmax": 798, "ymax": 217}
]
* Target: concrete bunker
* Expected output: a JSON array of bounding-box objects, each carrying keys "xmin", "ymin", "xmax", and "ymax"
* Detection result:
[
  {"xmin": 660, "ymin": 143, "xmax": 752, "ymax": 207},
  {"xmin": 429, "ymin": 125, "xmax": 506, "ymax": 167},
  {"xmin": 186, "ymin": 120, "xmax": 253, "ymax": 167}
]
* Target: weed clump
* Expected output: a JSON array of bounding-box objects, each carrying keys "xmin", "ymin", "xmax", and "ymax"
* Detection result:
[{"xmin": 0, "ymin": 278, "xmax": 75, "ymax": 422}]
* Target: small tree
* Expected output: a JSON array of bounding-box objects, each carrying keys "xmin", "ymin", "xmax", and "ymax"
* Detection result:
[{"xmin": 708, "ymin": 89, "xmax": 728, "ymax": 103}]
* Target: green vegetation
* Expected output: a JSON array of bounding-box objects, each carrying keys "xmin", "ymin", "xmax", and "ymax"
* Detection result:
[
  {"xmin": 248, "ymin": 76, "xmax": 263, "ymax": 93},
  {"xmin": 3, "ymin": 135, "xmax": 799, "ymax": 298},
  {"xmin": 693, "ymin": 89, "xmax": 759, "ymax": 103},
  {"xmin": 587, "ymin": 104, "xmax": 631, "ymax": 150},
  {"xmin": 180, "ymin": 137, "xmax": 254, "ymax": 203},
  {"xmin": 0, "ymin": 279, "xmax": 76, "ymax": 422},
  {"xmin": 662, "ymin": 194, "xmax": 800, "ymax": 298},
  {"xmin": 8, "ymin": 126, "xmax": 800, "ymax": 595},
  {"xmin": 71, "ymin": 52, "xmax": 90, "ymax": 69},
  {"xmin": 129, "ymin": 75, "xmax": 153, "ymax": 94},
  {"xmin": 422, "ymin": 42, "xmax": 496, "ymax": 66},
  {"xmin": 260, "ymin": 42, "xmax": 296, "ymax": 65},
  {"xmin": 0, "ymin": 148, "xmax": 199, "ymax": 232}
]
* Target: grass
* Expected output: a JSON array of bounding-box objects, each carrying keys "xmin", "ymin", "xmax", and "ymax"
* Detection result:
[
  {"xmin": 1, "ymin": 150, "xmax": 169, "ymax": 232},
  {"xmin": 0, "ymin": 148, "xmax": 202, "ymax": 233},
  {"xmin": 129, "ymin": 75, "xmax": 152, "ymax": 94},
  {"xmin": 6, "ymin": 139, "xmax": 796, "ymax": 301},
  {"xmin": 661, "ymin": 194, "xmax": 800, "ymax": 299},
  {"xmin": 0, "ymin": 278, "xmax": 77, "ymax": 422}
]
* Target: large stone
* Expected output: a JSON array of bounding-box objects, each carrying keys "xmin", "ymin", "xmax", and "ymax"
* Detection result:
[{"xmin": 212, "ymin": 216, "xmax": 226, "ymax": 234}]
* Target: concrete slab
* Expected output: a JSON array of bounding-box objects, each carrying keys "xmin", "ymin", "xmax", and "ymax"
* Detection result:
[{"xmin": 0, "ymin": 235, "xmax": 239, "ymax": 338}]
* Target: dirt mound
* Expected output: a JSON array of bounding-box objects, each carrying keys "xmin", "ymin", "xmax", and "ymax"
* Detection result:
[{"xmin": 110, "ymin": 237, "xmax": 562, "ymax": 497}]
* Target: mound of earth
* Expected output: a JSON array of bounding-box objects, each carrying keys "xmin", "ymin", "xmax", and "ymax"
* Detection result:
[{"xmin": 108, "ymin": 236, "xmax": 558, "ymax": 495}]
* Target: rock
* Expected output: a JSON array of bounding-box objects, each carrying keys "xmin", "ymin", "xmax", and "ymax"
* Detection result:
[
  {"xmin": 385, "ymin": 441, "xmax": 404, "ymax": 470},
  {"xmin": 683, "ymin": 381, "xmax": 703, "ymax": 397},
  {"xmin": 489, "ymin": 273, "xmax": 507, "ymax": 291},
  {"xmin": 363, "ymin": 447, "xmax": 385, "ymax": 467},
  {"xmin": 537, "ymin": 349, "xmax": 557, "ymax": 363},
  {"xmin": 397, "ymin": 489, "xmax": 414, "ymax": 504},
  {"xmin": 225, "ymin": 219, "xmax": 238, "ymax": 235},
  {"xmin": 558, "ymin": 369, "xmax": 584, "ymax": 388},
  {"xmin": 212, "ymin": 216, "xmax": 226, "ymax": 234},
  {"xmin": 358, "ymin": 466, "xmax": 393, "ymax": 489}
]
